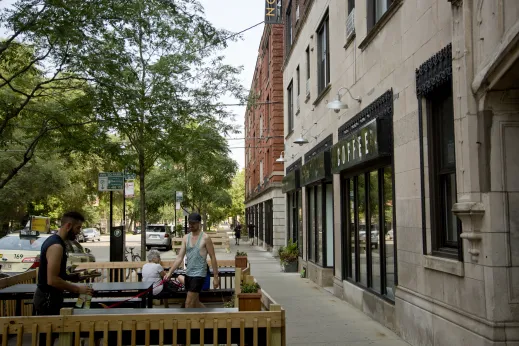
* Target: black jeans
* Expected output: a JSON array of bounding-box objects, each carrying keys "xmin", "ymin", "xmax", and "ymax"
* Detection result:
[{"xmin": 33, "ymin": 287, "xmax": 64, "ymax": 346}]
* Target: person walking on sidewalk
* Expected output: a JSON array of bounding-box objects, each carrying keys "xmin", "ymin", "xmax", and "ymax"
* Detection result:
[
  {"xmin": 165, "ymin": 212, "xmax": 219, "ymax": 308},
  {"xmin": 248, "ymin": 223, "xmax": 255, "ymax": 246},
  {"xmin": 34, "ymin": 211, "xmax": 94, "ymax": 345},
  {"xmin": 234, "ymin": 222, "xmax": 242, "ymax": 245}
]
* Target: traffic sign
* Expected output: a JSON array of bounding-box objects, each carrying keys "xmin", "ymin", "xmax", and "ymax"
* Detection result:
[
  {"xmin": 98, "ymin": 172, "xmax": 124, "ymax": 191},
  {"xmin": 125, "ymin": 173, "xmax": 136, "ymax": 180}
]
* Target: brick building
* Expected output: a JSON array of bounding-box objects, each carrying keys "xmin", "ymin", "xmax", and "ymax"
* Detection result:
[{"xmin": 244, "ymin": 24, "xmax": 285, "ymax": 253}]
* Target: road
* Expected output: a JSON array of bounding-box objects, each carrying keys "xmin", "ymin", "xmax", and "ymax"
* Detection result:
[{"xmin": 80, "ymin": 234, "xmax": 177, "ymax": 262}]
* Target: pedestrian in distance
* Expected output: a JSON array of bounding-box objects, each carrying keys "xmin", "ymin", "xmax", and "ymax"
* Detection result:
[
  {"xmin": 234, "ymin": 222, "xmax": 242, "ymax": 245},
  {"xmin": 248, "ymin": 223, "xmax": 255, "ymax": 246},
  {"xmin": 165, "ymin": 212, "xmax": 219, "ymax": 308},
  {"xmin": 33, "ymin": 211, "xmax": 94, "ymax": 345}
]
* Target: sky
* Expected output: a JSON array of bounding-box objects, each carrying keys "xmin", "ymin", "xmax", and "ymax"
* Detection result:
[
  {"xmin": 199, "ymin": 0, "xmax": 265, "ymax": 169},
  {"xmin": 0, "ymin": 0, "xmax": 265, "ymax": 169}
]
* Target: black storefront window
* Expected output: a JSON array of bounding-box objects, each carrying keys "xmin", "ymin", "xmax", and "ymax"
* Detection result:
[
  {"xmin": 335, "ymin": 90, "xmax": 396, "ymax": 301},
  {"xmin": 306, "ymin": 183, "xmax": 333, "ymax": 267},
  {"xmin": 283, "ymin": 161, "xmax": 302, "ymax": 256},
  {"xmin": 302, "ymin": 138, "xmax": 334, "ymax": 268},
  {"xmin": 265, "ymin": 200, "xmax": 273, "ymax": 248},
  {"xmin": 343, "ymin": 166, "xmax": 395, "ymax": 299}
]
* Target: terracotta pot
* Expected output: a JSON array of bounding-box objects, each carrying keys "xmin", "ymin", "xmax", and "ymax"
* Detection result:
[
  {"xmin": 238, "ymin": 292, "xmax": 262, "ymax": 311},
  {"xmin": 235, "ymin": 256, "xmax": 248, "ymax": 269}
]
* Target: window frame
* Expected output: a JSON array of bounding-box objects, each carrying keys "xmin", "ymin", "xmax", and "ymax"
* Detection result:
[
  {"xmin": 367, "ymin": 0, "xmax": 393, "ymax": 30},
  {"xmin": 348, "ymin": 0, "xmax": 355, "ymax": 14},
  {"xmin": 342, "ymin": 161, "xmax": 396, "ymax": 302},
  {"xmin": 287, "ymin": 81, "xmax": 294, "ymax": 133},
  {"xmin": 425, "ymin": 84, "xmax": 462, "ymax": 260},
  {"xmin": 306, "ymin": 182, "xmax": 333, "ymax": 268},
  {"xmin": 316, "ymin": 13, "xmax": 330, "ymax": 95},
  {"xmin": 286, "ymin": 1, "xmax": 293, "ymax": 54}
]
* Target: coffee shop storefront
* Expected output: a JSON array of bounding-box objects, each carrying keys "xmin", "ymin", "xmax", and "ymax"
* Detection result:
[
  {"xmin": 332, "ymin": 90, "xmax": 397, "ymax": 303},
  {"xmin": 300, "ymin": 136, "xmax": 335, "ymax": 287}
]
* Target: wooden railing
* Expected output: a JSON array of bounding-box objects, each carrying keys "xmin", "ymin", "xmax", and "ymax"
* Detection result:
[
  {"xmin": 172, "ymin": 235, "xmax": 231, "ymax": 253},
  {"xmin": 0, "ymin": 305, "xmax": 285, "ymax": 346},
  {"xmin": 0, "ymin": 270, "xmax": 37, "ymax": 317},
  {"xmin": 74, "ymin": 260, "xmax": 241, "ymax": 288}
]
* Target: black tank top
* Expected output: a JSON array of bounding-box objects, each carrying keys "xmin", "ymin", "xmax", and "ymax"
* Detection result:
[{"xmin": 37, "ymin": 234, "xmax": 68, "ymax": 293}]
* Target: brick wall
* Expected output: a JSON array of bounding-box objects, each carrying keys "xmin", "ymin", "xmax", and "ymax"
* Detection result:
[{"xmin": 245, "ymin": 24, "xmax": 285, "ymax": 200}]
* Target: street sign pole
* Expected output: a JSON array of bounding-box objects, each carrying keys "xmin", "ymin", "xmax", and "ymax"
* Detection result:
[
  {"xmin": 109, "ymin": 190, "xmax": 113, "ymax": 260},
  {"xmin": 122, "ymin": 169, "xmax": 126, "ymax": 233}
]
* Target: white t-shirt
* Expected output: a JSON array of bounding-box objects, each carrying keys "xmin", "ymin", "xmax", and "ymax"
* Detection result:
[{"xmin": 142, "ymin": 263, "xmax": 164, "ymax": 295}]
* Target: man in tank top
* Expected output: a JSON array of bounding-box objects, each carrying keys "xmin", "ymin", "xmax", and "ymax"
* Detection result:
[
  {"xmin": 166, "ymin": 212, "xmax": 219, "ymax": 308},
  {"xmin": 34, "ymin": 211, "xmax": 94, "ymax": 345}
]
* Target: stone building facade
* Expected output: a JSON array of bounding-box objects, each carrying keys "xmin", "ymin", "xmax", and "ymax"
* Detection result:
[
  {"xmin": 280, "ymin": 0, "xmax": 519, "ymax": 344},
  {"xmin": 244, "ymin": 24, "xmax": 286, "ymax": 253}
]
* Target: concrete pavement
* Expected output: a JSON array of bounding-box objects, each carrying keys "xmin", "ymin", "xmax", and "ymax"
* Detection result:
[{"xmin": 228, "ymin": 236, "xmax": 409, "ymax": 346}]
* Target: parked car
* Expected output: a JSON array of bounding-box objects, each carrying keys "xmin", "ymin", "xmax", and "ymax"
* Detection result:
[
  {"xmin": 76, "ymin": 231, "xmax": 85, "ymax": 242},
  {"xmin": 145, "ymin": 224, "xmax": 172, "ymax": 250},
  {"xmin": 359, "ymin": 229, "xmax": 379, "ymax": 249},
  {"xmin": 0, "ymin": 233, "xmax": 95, "ymax": 276},
  {"xmin": 82, "ymin": 228, "xmax": 101, "ymax": 242},
  {"xmin": 133, "ymin": 226, "xmax": 141, "ymax": 235}
]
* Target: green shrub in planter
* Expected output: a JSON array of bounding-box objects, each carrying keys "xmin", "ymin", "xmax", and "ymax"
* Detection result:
[{"xmin": 278, "ymin": 239, "xmax": 298, "ymax": 272}]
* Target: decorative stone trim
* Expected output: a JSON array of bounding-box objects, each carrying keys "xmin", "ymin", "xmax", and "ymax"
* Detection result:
[
  {"xmin": 338, "ymin": 89, "xmax": 393, "ymax": 140},
  {"xmin": 424, "ymin": 255, "xmax": 464, "ymax": 277},
  {"xmin": 304, "ymin": 134, "xmax": 333, "ymax": 162},
  {"xmin": 416, "ymin": 43, "xmax": 452, "ymax": 96},
  {"xmin": 312, "ymin": 84, "xmax": 332, "ymax": 107},
  {"xmin": 286, "ymin": 157, "xmax": 302, "ymax": 174},
  {"xmin": 453, "ymin": 202, "xmax": 485, "ymax": 262},
  {"xmin": 448, "ymin": 0, "xmax": 463, "ymax": 7}
]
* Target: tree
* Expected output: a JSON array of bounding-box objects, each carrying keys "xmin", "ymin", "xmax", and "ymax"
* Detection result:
[
  {"xmin": 77, "ymin": 0, "xmax": 244, "ymax": 257},
  {"xmin": 0, "ymin": 1, "xmax": 124, "ymax": 188},
  {"xmin": 227, "ymin": 169, "xmax": 245, "ymax": 222}
]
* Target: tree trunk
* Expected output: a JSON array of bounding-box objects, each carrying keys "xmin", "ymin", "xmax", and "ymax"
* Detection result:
[
  {"xmin": 139, "ymin": 151, "xmax": 146, "ymax": 260},
  {"xmin": 202, "ymin": 213, "xmax": 208, "ymax": 232}
]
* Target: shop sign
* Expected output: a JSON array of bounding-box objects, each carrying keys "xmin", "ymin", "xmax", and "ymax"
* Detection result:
[
  {"xmin": 265, "ymin": 0, "xmax": 282, "ymax": 24},
  {"xmin": 301, "ymin": 151, "xmax": 331, "ymax": 186},
  {"xmin": 332, "ymin": 119, "xmax": 390, "ymax": 173},
  {"xmin": 282, "ymin": 169, "xmax": 300, "ymax": 193}
]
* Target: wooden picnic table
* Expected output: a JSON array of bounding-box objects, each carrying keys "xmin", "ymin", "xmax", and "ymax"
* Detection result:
[{"xmin": 0, "ymin": 282, "xmax": 153, "ymax": 316}]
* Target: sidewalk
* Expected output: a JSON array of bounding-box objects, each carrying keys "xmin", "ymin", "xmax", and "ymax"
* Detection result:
[{"xmin": 228, "ymin": 236, "xmax": 409, "ymax": 346}]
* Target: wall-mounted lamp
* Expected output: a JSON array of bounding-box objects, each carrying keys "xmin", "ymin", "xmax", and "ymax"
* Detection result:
[
  {"xmin": 293, "ymin": 136, "xmax": 309, "ymax": 145},
  {"xmin": 276, "ymin": 151, "xmax": 286, "ymax": 162},
  {"xmin": 327, "ymin": 87, "xmax": 362, "ymax": 113}
]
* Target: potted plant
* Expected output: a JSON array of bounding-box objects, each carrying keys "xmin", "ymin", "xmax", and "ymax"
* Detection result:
[
  {"xmin": 278, "ymin": 239, "xmax": 298, "ymax": 272},
  {"xmin": 235, "ymin": 250, "xmax": 248, "ymax": 269},
  {"xmin": 238, "ymin": 282, "xmax": 262, "ymax": 311}
]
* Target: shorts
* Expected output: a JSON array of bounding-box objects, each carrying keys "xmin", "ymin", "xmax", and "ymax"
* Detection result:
[{"xmin": 184, "ymin": 275, "xmax": 206, "ymax": 293}]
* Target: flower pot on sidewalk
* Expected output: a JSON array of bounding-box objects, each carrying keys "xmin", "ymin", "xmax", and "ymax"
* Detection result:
[
  {"xmin": 282, "ymin": 261, "xmax": 298, "ymax": 273},
  {"xmin": 238, "ymin": 292, "xmax": 262, "ymax": 311},
  {"xmin": 235, "ymin": 251, "xmax": 248, "ymax": 269}
]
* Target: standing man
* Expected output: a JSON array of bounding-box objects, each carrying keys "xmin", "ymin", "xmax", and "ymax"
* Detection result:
[
  {"xmin": 166, "ymin": 212, "xmax": 219, "ymax": 308},
  {"xmin": 34, "ymin": 211, "xmax": 94, "ymax": 316}
]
